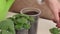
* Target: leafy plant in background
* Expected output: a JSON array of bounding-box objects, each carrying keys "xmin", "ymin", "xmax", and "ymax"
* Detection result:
[
  {"xmin": 49, "ymin": 28, "xmax": 60, "ymax": 34},
  {"xmin": 0, "ymin": 19, "xmax": 15, "ymax": 34},
  {"xmin": 9, "ymin": 14, "xmax": 35, "ymax": 30}
]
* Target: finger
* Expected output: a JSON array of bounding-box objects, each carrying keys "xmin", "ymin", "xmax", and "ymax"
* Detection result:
[
  {"xmin": 51, "ymin": 15, "xmax": 57, "ymax": 23},
  {"xmin": 56, "ymin": 12, "xmax": 60, "ymax": 28},
  {"xmin": 54, "ymin": 12, "xmax": 59, "ymax": 23},
  {"xmin": 51, "ymin": 12, "xmax": 59, "ymax": 23},
  {"xmin": 56, "ymin": 17, "xmax": 60, "ymax": 28},
  {"xmin": 56, "ymin": 23, "xmax": 60, "ymax": 28}
]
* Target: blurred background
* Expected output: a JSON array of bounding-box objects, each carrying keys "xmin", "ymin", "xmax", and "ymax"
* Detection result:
[{"xmin": 10, "ymin": 0, "xmax": 53, "ymax": 20}]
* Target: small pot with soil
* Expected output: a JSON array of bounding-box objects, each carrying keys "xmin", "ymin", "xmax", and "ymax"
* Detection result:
[{"xmin": 20, "ymin": 7, "xmax": 41, "ymax": 34}]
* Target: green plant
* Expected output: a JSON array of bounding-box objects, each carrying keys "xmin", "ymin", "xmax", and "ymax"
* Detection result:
[
  {"xmin": 49, "ymin": 28, "xmax": 60, "ymax": 34},
  {"xmin": 0, "ymin": 14, "xmax": 34, "ymax": 34},
  {"xmin": 9, "ymin": 14, "xmax": 35, "ymax": 30},
  {"xmin": 0, "ymin": 19, "xmax": 15, "ymax": 34}
]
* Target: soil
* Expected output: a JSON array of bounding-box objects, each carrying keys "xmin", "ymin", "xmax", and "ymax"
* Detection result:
[{"xmin": 24, "ymin": 11, "xmax": 38, "ymax": 15}]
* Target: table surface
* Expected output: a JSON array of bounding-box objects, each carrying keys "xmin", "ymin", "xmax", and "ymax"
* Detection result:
[
  {"xmin": 7, "ymin": 12, "xmax": 56, "ymax": 34},
  {"xmin": 37, "ymin": 18, "xmax": 56, "ymax": 34}
]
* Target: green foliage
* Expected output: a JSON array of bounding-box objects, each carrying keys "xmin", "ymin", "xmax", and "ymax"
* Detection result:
[
  {"xmin": 23, "ymin": 23, "xmax": 31, "ymax": 29},
  {"xmin": 9, "ymin": 14, "xmax": 35, "ymax": 30},
  {"xmin": 0, "ymin": 19, "xmax": 15, "ymax": 34},
  {"xmin": 49, "ymin": 28, "xmax": 60, "ymax": 34},
  {"xmin": 0, "ymin": 14, "xmax": 34, "ymax": 34}
]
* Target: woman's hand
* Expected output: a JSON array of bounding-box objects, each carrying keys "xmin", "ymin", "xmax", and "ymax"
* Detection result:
[
  {"xmin": 49, "ymin": 0, "xmax": 60, "ymax": 28},
  {"xmin": 45, "ymin": 0, "xmax": 60, "ymax": 28},
  {"xmin": 52, "ymin": 7, "xmax": 60, "ymax": 28}
]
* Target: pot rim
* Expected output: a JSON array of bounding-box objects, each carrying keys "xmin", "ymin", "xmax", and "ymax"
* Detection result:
[{"xmin": 20, "ymin": 7, "xmax": 41, "ymax": 16}]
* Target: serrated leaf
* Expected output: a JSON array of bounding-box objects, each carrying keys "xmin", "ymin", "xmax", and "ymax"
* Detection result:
[
  {"xmin": 15, "ymin": 25, "xmax": 23, "ymax": 30},
  {"xmin": 16, "ymin": 18, "xmax": 28, "ymax": 24},
  {"xmin": 50, "ymin": 28, "xmax": 60, "ymax": 34},
  {"xmin": 29, "ymin": 16, "xmax": 35, "ymax": 22},
  {"xmin": 23, "ymin": 23, "xmax": 31, "ymax": 29}
]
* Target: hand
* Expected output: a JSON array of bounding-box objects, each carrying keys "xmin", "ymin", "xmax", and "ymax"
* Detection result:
[
  {"xmin": 52, "ymin": 9, "xmax": 60, "ymax": 23},
  {"xmin": 49, "ymin": 0, "xmax": 60, "ymax": 28},
  {"xmin": 52, "ymin": 4, "xmax": 60, "ymax": 28},
  {"xmin": 53, "ymin": 9, "xmax": 60, "ymax": 28}
]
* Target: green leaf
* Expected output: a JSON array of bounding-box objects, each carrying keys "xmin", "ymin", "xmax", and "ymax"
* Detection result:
[
  {"xmin": 29, "ymin": 16, "xmax": 35, "ymax": 22},
  {"xmin": 8, "ymin": 17, "xmax": 15, "ymax": 21},
  {"xmin": 2, "ymin": 30, "xmax": 12, "ymax": 34},
  {"xmin": 16, "ymin": 18, "xmax": 28, "ymax": 24},
  {"xmin": 13, "ymin": 14, "xmax": 20, "ymax": 19},
  {"xmin": 15, "ymin": 25, "xmax": 23, "ymax": 30},
  {"xmin": 8, "ymin": 14, "xmax": 34, "ymax": 30},
  {"xmin": 23, "ymin": 23, "xmax": 31, "ymax": 29},
  {"xmin": 49, "ymin": 28, "xmax": 60, "ymax": 34}
]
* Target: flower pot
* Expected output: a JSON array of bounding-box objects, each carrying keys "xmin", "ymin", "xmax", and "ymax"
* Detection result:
[
  {"xmin": 20, "ymin": 7, "xmax": 41, "ymax": 34},
  {"xmin": 16, "ymin": 29, "xmax": 28, "ymax": 34}
]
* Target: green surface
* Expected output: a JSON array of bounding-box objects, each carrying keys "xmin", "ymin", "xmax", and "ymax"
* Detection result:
[{"xmin": 0, "ymin": 0, "xmax": 14, "ymax": 21}]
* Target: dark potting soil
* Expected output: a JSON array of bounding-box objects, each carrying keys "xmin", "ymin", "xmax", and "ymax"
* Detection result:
[{"xmin": 24, "ymin": 11, "xmax": 38, "ymax": 15}]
